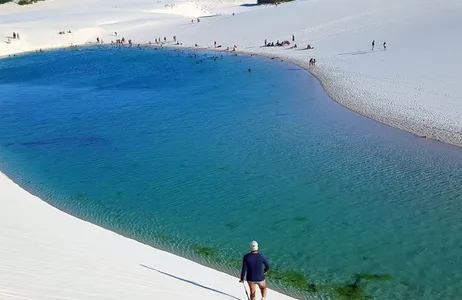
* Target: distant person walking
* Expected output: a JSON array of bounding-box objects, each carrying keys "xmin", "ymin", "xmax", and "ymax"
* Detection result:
[
  {"xmin": 383, "ymin": 41, "xmax": 387, "ymax": 50},
  {"xmin": 292, "ymin": 34, "xmax": 295, "ymax": 42},
  {"xmin": 240, "ymin": 241, "xmax": 270, "ymax": 300},
  {"xmin": 372, "ymin": 40, "xmax": 375, "ymax": 51}
]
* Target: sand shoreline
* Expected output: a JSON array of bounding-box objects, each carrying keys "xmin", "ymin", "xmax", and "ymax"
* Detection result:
[{"xmin": 0, "ymin": 170, "xmax": 298, "ymax": 300}]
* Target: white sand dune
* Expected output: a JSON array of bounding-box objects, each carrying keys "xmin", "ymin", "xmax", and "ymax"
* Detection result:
[{"xmin": 0, "ymin": 0, "xmax": 461, "ymax": 299}]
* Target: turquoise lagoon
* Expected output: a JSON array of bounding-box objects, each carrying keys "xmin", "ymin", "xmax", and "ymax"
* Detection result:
[{"xmin": 0, "ymin": 46, "xmax": 462, "ymax": 299}]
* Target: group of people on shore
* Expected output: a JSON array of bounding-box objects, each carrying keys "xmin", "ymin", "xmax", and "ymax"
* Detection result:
[
  {"xmin": 264, "ymin": 37, "xmax": 314, "ymax": 49},
  {"xmin": 5, "ymin": 32, "xmax": 20, "ymax": 44},
  {"xmin": 6, "ymin": 26, "xmax": 319, "ymax": 73},
  {"xmin": 371, "ymin": 40, "xmax": 387, "ymax": 51},
  {"xmin": 264, "ymin": 39, "xmax": 291, "ymax": 47},
  {"xmin": 262, "ymin": 35, "xmax": 317, "ymax": 67},
  {"xmin": 113, "ymin": 37, "xmax": 126, "ymax": 45},
  {"xmin": 292, "ymin": 34, "xmax": 314, "ymax": 50}
]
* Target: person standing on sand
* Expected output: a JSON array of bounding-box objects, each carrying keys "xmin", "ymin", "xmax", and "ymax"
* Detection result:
[
  {"xmin": 372, "ymin": 40, "xmax": 375, "ymax": 51},
  {"xmin": 240, "ymin": 241, "xmax": 270, "ymax": 300},
  {"xmin": 383, "ymin": 41, "xmax": 387, "ymax": 50}
]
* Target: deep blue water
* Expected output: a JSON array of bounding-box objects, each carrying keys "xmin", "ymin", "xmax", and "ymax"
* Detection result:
[{"xmin": 1, "ymin": 46, "xmax": 462, "ymax": 300}]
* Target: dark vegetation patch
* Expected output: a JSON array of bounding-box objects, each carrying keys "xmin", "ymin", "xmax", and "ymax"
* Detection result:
[
  {"xmin": 257, "ymin": 0, "xmax": 294, "ymax": 4},
  {"xmin": 355, "ymin": 273, "xmax": 392, "ymax": 281},
  {"xmin": 191, "ymin": 245, "xmax": 217, "ymax": 257},
  {"xmin": 267, "ymin": 269, "xmax": 309, "ymax": 290},
  {"xmin": 18, "ymin": 0, "xmax": 45, "ymax": 5},
  {"xmin": 292, "ymin": 216, "xmax": 309, "ymax": 222}
]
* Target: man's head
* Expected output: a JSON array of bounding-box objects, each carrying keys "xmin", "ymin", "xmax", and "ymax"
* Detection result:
[{"xmin": 250, "ymin": 240, "xmax": 259, "ymax": 252}]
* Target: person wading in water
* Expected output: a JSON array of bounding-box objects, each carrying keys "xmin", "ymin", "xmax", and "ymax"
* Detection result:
[{"xmin": 240, "ymin": 241, "xmax": 270, "ymax": 300}]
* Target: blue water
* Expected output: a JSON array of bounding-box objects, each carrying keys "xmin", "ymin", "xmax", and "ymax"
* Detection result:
[{"xmin": 1, "ymin": 46, "xmax": 462, "ymax": 300}]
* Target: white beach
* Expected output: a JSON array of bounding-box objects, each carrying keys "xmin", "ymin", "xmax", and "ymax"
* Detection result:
[{"xmin": 1, "ymin": 0, "xmax": 461, "ymax": 298}]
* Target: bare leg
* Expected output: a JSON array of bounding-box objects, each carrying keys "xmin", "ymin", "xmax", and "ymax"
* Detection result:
[
  {"xmin": 248, "ymin": 282, "xmax": 257, "ymax": 300},
  {"xmin": 257, "ymin": 280, "xmax": 267, "ymax": 300}
]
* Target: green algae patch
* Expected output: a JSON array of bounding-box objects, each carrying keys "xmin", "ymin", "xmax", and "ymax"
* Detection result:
[
  {"xmin": 191, "ymin": 245, "xmax": 217, "ymax": 257},
  {"xmin": 230, "ymin": 259, "xmax": 242, "ymax": 270},
  {"xmin": 355, "ymin": 273, "xmax": 392, "ymax": 281},
  {"xmin": 400, "ymin": 281, "xmax": 410, "ymax": 287},
  {"xmin": 225, "ymin": 222, "xmax": 238, "ymax": 230},
  {"xmin": 267, "ymin": 269, "xmax": 309, "ymax": 291},
  {"xmin": 333, "ymin": 282, "xmax": 369, "ymax": 300},
  {"xmin": 292, "ymin": 216, "xmax": 309, "ymax": 223}
]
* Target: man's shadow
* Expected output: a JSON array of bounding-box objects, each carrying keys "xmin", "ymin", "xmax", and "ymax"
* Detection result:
[{"xmin": 140, "ymin": 264, "xmax": 242, "ymax": 300}]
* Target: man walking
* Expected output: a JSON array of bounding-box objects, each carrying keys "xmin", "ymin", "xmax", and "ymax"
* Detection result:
[{"xmin": 240, "ymin": 241, "xmax": 270, "ymax": 300}]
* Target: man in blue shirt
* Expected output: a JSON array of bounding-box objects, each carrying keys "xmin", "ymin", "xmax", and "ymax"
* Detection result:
[{"xmin": 240, "ymin": 241, "xmax": 270, "ymax": 300}]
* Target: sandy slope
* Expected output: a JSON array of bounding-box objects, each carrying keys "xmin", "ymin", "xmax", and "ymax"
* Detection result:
[{"xmin": 0, "ymin": 173, "xmax": 296, "ymax": 300}]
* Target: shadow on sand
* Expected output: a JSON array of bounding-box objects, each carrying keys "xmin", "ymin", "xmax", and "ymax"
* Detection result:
[
  {"xmin": 338, "ymin": 49, "xmax": 386, "ymax": 56},
  {"xmin": 140, "ymin": 264, "xmax": 242, "ymax": 300}
]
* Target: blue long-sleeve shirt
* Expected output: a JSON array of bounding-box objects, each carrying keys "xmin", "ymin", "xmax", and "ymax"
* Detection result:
[{"xmin": 240, "ymin": 252, "xmax": 270, "ymax": 282}]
